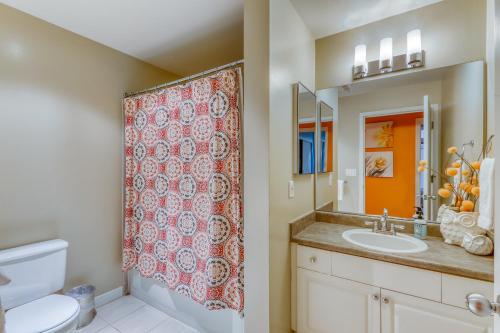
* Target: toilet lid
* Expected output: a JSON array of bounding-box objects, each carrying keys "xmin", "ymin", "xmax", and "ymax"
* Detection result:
[{"xmin": 6, "ymin": 294, "xmax": 80, "ymax": 333}]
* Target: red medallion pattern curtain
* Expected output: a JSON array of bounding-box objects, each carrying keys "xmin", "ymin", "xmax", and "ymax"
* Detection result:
[{"xmin": 122, "ymin": 68, "xmax": 243, "ymax": 313}]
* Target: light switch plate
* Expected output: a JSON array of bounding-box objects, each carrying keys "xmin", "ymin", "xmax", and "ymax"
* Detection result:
[
  {"xmin": 346, "ymin": 168, "xmax": 357, "ymax": 177},
  {"xmin": 288, "ymin": 180, "xmax": 295, "ymax": 198}
]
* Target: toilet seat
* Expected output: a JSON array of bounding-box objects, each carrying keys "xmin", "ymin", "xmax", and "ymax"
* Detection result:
[{"xmin": 5, "ymin": 294, "xmax": 80, "ymax": 333}]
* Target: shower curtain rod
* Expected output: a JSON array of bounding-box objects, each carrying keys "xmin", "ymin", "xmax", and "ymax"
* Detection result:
[{"xmin": 124, "ymin": 59, "xmax": 244, "ymax": 98}]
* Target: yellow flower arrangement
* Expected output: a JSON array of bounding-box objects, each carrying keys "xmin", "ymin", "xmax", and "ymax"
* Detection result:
[
  {"xmin": 418, "ymin": 136, "xmax": 493, "ymax": 212},
  {"xmin": 376, "ymin": 123, "xmax": 394, "ymax": 147},
  {"xmin": 374, "ymin": 157, "xmax": 387, "ymax": 170}
]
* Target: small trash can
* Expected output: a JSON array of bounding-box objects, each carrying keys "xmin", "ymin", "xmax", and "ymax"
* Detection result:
[{"xmin": 65, "ymin": 284, "xmax": 96, "ymax": 328}]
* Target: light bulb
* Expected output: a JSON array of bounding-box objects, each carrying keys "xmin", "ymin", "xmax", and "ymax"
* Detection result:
[
  {"xmin": 354, "ymin": 44, "xmax": 367, "ymax": 67},
  {"xmin": 353, "ymin": 44, "xmax": 367, "ymax": 79},
  {"xmin": 379, "ymin": 37, "xmax": 392, "ymax": 72},
  {"xmin": 407, "ymin": 29, "xmax": 422, "ymax": 66}
]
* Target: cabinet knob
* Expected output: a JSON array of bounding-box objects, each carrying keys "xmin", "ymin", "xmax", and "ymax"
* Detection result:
[
  {"xmin": 372, "ymin": 294, "xmax": 379, "ymax": 301},
  {"xmin": 466, "ymin": 293, "xmax": 500, "ymax": 317},
  {"xmin": 382, "ymin": 297, "xmax": 390, "ymax": 304},
  {"xmin": 309, "ymin": 256, "xmax": 317, "ymax": 264}
]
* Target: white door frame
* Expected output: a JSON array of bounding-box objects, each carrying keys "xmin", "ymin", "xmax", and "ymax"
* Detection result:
[
  {"xmin": 415, "ymin": 117, "xmax": 424, "ymax": 208},
  {"xmin": 358, "ymin": 105, "xmax": 439, "ymax": 214},
  {"xmin": 429, "ymin": 104, "xmax": 441, "ymax": 220}
]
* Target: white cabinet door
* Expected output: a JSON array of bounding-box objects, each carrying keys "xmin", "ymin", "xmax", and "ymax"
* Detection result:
[
  {"xmin": 297, "ymin": 268, "xmax": 380, "ymax": 333},
  {"xmin": 381, "ymin": 289, "xmax": 492, "ymax": 333}
]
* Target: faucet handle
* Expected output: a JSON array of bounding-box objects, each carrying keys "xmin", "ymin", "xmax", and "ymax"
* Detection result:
[
  {"xmin": 392, "ymin": 224, "xmax": 405, "ymax": 235},
  {"xmin": 365, "ymin": 221, "xmax": 376, "ymax": 231}
]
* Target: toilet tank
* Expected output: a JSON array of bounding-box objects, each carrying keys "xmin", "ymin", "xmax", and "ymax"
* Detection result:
[{"xmin": 0, "ymin": 239, "xmax": 68, "ymax": 310}]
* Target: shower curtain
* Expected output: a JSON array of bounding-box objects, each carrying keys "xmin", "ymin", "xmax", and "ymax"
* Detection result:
[{"xmin": 122, "ymin": 68, "xmax": 243, "ymax": 313}]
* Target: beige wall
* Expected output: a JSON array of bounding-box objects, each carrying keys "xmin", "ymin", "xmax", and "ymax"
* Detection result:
[
  {"xmin": 486, "ymin": 0, "xmax": 496, "ymax": 137},
  {"xmin": 493, "ymin": 0, "xmax": 500, "ymax": 318},
  {"xmin": 315, "ymin": 0, "xmax": 486, "ymax": 89},
  {"xmin": 441, "ymin": 61, "xmax": 485, "ymax": 165},
  {"xmin": 269, "ymin": 0, "xmax": 315, "ymax": 332},
  {"xmin": 0, "ymin": 4, "xmax": 178, "ymax": 294},
  {"xmin": 244, "ymin": 0, "xmax": 270, "ymax": 331}
]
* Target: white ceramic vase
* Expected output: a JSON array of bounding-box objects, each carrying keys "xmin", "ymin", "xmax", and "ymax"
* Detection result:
[
  {"xmin": 462, "ymin": 232, "xmax": 494, "ymax": 256},
  {"xmin": 437, "ymin": 205, "xmax": 485, "ymax": 245}
]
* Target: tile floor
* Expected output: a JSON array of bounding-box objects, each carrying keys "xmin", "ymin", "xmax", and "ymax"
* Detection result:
[{"xmin": 77, "ymin": 296, "xmax": 199, "ymax": 333}]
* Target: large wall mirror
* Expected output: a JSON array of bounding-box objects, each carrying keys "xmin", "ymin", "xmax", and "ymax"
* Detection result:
[
  {"xmin": 315, "ymin": 60, "xmax": 486, "ymax": 222},
  {"xmin": 293, "ymin": 82, "xmax": 317, "ymax": 174}
]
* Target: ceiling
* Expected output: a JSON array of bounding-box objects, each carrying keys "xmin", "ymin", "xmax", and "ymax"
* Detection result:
[
  {"xmin": 290, "ymin": 0, "xmax": 442, "ymax": 39},
  {"xmin": 0, "ymin": 0, "xmax": 244, "ymax": 76}
]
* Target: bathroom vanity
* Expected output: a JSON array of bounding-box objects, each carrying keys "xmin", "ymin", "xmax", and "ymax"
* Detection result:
[
  {"xmin": 290, "ymin": 215, "xmax": 493, "ymax": 333},
  {"xmin": 283, "ymin": 6, "xmax": 498, "ymax": 329},
  {"xmin": 288, "ymin": 55, "xmax": 495, "ymax": 333}
]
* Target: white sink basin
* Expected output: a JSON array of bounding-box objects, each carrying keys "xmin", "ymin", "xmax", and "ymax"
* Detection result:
[{"xmin": 342, "ymin": 228, "xmax": 428, "ymax": 253}]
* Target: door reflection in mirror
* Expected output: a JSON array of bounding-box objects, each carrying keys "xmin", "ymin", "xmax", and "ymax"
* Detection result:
[
  {"xmin": 319, "ymin": 102, "xmax": 334, "ymax": 173},
  {"xmin": 299, "ymin": 130, "xmax": 315, "ymax": 174},
  {"xmin": 293, "ymin": 82, "xmax": 316, "ymax": 175},
  {"xmin": 363, "ymin": 111, "xmax": 424, "ymax": 218}
]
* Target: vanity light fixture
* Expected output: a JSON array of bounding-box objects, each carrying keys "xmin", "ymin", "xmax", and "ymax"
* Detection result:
[
  {"xmin": 353, "ymin": 44, "xmax": 367, "ymax": 79},
  {"xmin": 379, "ymin": 37, "xmax": 393, "ymax": 72},
  {"xmin": 352, "ymin": 30, "xmax": 425, "ymax": 80},
  {"xmin": 407, "ymin": 29, "xmax": 422, "ymax": 67}
]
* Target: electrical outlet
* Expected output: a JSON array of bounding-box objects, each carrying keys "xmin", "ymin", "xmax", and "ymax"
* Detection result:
[{"xmin": 288, "ymin": 180, "xmax": 295, "ymax": 198}]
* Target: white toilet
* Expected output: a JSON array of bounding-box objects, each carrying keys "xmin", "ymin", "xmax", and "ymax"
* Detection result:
[{"xmin": 0, "ymin": 240, "xmax": 80, "ymax": 333}]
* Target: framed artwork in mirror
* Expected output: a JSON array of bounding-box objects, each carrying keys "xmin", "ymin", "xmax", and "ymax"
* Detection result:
[
  {"xmin": 365, "ymin": 151, "xmax": 393, "ymax": 177},
  {"xmin": 365, "ymin": 121, "xmax": 394, "ymax": 148}
]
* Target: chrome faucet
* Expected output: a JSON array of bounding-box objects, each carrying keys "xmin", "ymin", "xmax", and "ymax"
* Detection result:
[
  {"xmin": 379, "ymin": 208, "xmax": 388, "ymax": 231},
  {"xmin": 365, "ymin": 208, "xmax": 405, "ymax": 235}
]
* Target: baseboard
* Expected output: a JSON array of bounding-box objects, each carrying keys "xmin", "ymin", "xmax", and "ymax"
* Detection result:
[{"xmin": 95, "ymin": 286, "xmax": 124, "ymax": 308}]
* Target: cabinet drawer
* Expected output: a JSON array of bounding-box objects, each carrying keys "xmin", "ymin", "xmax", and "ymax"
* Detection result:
[
  {"xmin": 297, "ymin": 245, "xmax": 332, "ymax": 275},
  {"xmin": 332, "ymin": 252, "xmax": 441, "ymax": 302},
  {"xmin": 442, "ymin": 274, "xmax": 493, "ymax": 309}
]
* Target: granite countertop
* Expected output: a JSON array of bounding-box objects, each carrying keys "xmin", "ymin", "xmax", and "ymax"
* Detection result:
[{"xmin": 292, "ymin": 221, "xmax": 493, "ymax": 282}]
